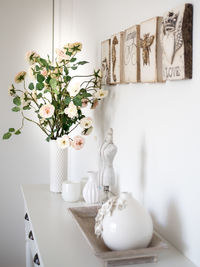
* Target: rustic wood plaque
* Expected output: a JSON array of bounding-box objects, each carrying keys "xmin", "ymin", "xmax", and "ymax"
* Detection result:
[
  {"xmin": 140, "ymin": 17, "xmax": 163, "ymax": 83},
  {"xmin": 110, "ymin": 32, "xmax": 124, "ymax": 84},
  {"xmin": 68, "ymin": 206, "xmax": 168, "ymax": 266},
  {"xmin": 101, "ymin": 39, "xmax": 111, "ymax": 85},
  {"xmin": 123, "ymin": 25, "xmax": 140, "ymax": 83},
  {"xmin": 162, "ymin": 4, "xmax": 193, "ymax": 80}
]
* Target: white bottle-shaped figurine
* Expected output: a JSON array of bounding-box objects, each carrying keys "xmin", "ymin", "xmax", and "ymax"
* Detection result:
[
  {"xmin": 99, "ymin": 128, "xmax": 117, "ymax": 187},
  {"xmin": 83, "ymin": 171, "xmax": 99, "ymax": 204}
]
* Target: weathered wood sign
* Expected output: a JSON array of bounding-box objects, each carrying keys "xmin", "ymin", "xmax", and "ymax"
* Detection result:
[
  {"xmin": 123, "ymin": 25, "xmax": 140, "ymax": 83},
  {"xmin": 101, "ymin": 39, "xmax": 111, "ymax": 85},
  {"xmin": 162, "ymin": 4, "xmax": 193, "ymax": 80},
  {"xmin": 110, "ymin": 32, "xmax": 124, "ymax": 84},
  {"xmin": 140, "ymin": 17, "xmax": 163, "ymax": 83}
]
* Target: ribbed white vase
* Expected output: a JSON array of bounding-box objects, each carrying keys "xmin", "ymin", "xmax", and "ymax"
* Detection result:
[
  {"xmin": 49, "ymin": 140, "xmax": 68, "ymax": 193},
  {"xmin": 83, "ymin": 171, "xmax": 99, "ymax": 204}
]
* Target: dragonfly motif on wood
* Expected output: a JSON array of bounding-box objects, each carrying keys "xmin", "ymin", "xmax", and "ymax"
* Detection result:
[{"xmin": 140, "ymin": 33, "xmax": 154, "ymax": 66}]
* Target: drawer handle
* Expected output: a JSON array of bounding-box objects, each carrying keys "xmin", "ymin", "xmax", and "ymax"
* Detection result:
[
  {"xmin": 28, "ymin": 231, "xmax": 34, "ymax": 240},
  {"xmin": 24, "ymin": 213, "xmax": 29, "ymax": 221},
  {"xmin": 33, "ymin": 253, "xmax": 40, "ymax": 265}
]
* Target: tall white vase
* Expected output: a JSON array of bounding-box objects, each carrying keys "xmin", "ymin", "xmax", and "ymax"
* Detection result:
[{"xmin": 49, "ymin": 140, "xmax": 68, "ymax": 193}]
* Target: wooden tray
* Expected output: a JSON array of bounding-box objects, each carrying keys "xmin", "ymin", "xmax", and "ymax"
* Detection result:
[{"xmin": 68, "ymin": 206, "xmax": 168, "ymax": 267}]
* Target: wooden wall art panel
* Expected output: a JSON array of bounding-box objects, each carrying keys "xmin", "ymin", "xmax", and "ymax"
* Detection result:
[
  {"xmin": 123, "ymin": 25, "xmax": 140, "ymax": 83},
  {"xmin": 101, "ymin": 39, "xmax": 111, "ymax": 85},
  {"xmin": 140, "ymin": 17, "xmax": 163, "ymax": 83},
  {"xmin": 162, "ymin": 4, "xmax": 193, "ymax": 80},
  {"xmin": 110, "ymin": 32, "xmax": 124, "ymax": 84}
]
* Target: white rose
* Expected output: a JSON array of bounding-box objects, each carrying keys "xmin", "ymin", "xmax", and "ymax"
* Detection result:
[
  {"xmin": 57, "ymin": 135, "xmax": 70, "ymax": 149},
  {"xmin": 80, "ymin": 117, "xmax": 92, "ymax": 129},
  {"xmin": 64, "ymin": 102, "xmax": 78, "ymax": 118},
  {"xmin": 39, "ymin": 103, "xmax": 55, "ymax": 119},
  {"xmin": 94, "ymin": 89, "xmax": 108, "ymax": 99},
  {"xmin": 68, "ymin": 82, "xmax": 81, "ymax": 97}
]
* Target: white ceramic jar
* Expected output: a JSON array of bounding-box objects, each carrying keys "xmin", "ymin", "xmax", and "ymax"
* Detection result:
[
  {"xmin": 62, "ymin": 181, "xmax": 81, "ymax": 202},
  {"xmin": 95, "ymin": 192, "xmax": 153, "ymax": 251}
]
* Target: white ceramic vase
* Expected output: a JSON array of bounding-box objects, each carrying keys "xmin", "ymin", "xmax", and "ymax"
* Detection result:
[
  {"xmin": 95, "ymin": 192, "xmax": 153, "ymax": 251},
  {"xmin": 83, "ymin": 171, "xmax": 99, "ymax": 204},
  {"xmin": 49, "ymin": 140, "xmax": 68, "ymax": 193}
]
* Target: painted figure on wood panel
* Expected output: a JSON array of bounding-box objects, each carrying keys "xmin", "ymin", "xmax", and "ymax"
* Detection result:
[
  {"xmin": 140, "ymin": 33, "xmax": 154, "ymax": 66},
  {"xmin": 112, "ymin": 36, "xmax": 118, "ymax": 82},
  {"xmin": 124, "ymin": 31, "xmax": 137, "ymax": 66},
  {"xmin": 101, "ymin": 58, "xmax": 109, "ymax": 84},
  {"xmin": 162, "ymin": 11, "xmax": 183, "ymax": 65},
  {"xmin": 101, "ymin": 39, "xmax": 110, "ymax": 85}
]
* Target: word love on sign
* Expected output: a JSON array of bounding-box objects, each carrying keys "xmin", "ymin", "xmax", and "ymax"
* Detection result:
[{"xmin": 162, "ymin": 4, "xmax": 193, "ymax": 81}]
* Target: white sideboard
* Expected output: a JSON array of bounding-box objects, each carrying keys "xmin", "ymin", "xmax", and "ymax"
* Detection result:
[{"xmin": 21, "ymin": 184, "xmax": 197, "ymax": 267}]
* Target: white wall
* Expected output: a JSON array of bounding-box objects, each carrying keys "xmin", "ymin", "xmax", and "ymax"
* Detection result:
[
  {"xmin": 58, "ymin": 0, "xmax": 200, "ymax": 266},
  {"xmin": 0, "ymin": 1, "xmax": 52, "ymax": 266},
  {"xmin": 1, "ymin": 0, "xmax": 200, "ymax": 266}
]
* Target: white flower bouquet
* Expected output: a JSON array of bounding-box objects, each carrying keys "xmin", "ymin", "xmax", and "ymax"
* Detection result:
[{"xmin": 3, "ymin": 43, "xmax": 108, "ymax": 150}]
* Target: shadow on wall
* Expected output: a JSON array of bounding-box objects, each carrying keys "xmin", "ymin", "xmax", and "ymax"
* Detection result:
[
  {"xmin": 164, "ymin": 200, "xmax": 187, "ymax": 252},
  {"xmin": 139, "ymin": 136, "xmax": 187, "ymax": 253},
  {"xmin": 139, "ymin": 134, "xmax": 146, "ymax": 205},
  {"xmin": 152, "ymin": 199, "xmax": 187, "ymax": 253}
]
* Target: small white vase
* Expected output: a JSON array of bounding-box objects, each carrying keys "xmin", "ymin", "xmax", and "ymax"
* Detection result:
[
  {"xmin": 95, "ymin": 192, "xmax": 153, "ymax": 251},
  {"xmin": 83, "ymin": 171, "xmax": 99, "ymax": 204},
  {"xmin": 49, "ymin": 140, "xmax": 68, "ymax": 193}
]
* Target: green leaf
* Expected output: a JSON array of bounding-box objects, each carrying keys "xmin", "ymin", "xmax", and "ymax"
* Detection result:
[
  {"xmin": 35, "ymin": 65, "xmax": 40, "ymax": 71},
  {"xmin": 73, "ymin": 97, "xmax": 82, "ymax": 107},
  {"xmin": 65, "ymin": 96, "xmax": 71, "ymax": 105},
  {"xmin": 44, "ymin": 89, "xmax": 51, "ymax": 94},
  {"xmin": 45, "ymin": 76, "xmax": 51, "ymax": 84},
  {"xmin": 63, "ymin": 124, "xmax": 70, "ymax": 131},
  {"xmin": 37, "ymin": 93, "xmax": 43, "ymax": 99},
  {"xmin": 36, "ymin": 83, "xmax": 44, "ymax": 90},
  {"xmin": 9, "ymin": 128, "xmax": 15, "ymax": 132},
  {"xmin": 64, "ymin": 66, "xmax": 69, "ymax": 75},
  {"xmin": 81, "ymin": 92, "xmax": 92, "ymax": 98},
  {"xmin": 77, "ymin": 61, "xmax": 89, "ymax": 65},
  {"xmin": 53, "ymin": 89, "xmax": 59, "ymax": 95},
  {"xmin": 70, "ymin": 57, "xmax": 76, "ymax": 62},
  {"xmin": 23, "ymin": 105, "xmax": 31, "ymax": 110},
  {"xmin": 13, "ymin": 96, "xmax": 21, "ymax": 106},
  {"xmin": 37, "ymin": 74, "xmax": 45, "ymax": 83},
  {"xmin": 49, "ymin": 78, "xmax": 57, "ymax": 89},
  {"xmin": 3, "ymin": 132, "xmax": 12, "ymax": 140},
  {"xmin": 15, "ymin": 130, "xmax": 21, "ymax": 135},
  {"xmin": 12, "ymin": 106, "xmax": 21, "ymax": 112},
  {"xmin": 39, "ymin": 58, "xmax": 48, "ymax": 67},
  {"xmin": 64, "ymin": 76, "xmax": 71, "ymax": 82},
  {"xmin": 46, "ymin": 136, "xmax": 51, "ymax": 142},
  {"xmin": 65, "ymin": 51, "xmax": 72, "ymax": 56},
  {"xmin": 71, "ymin": 66, "xmax": 77, "ymax": 70},
  {"xmin": 28, "ymin": 83, "xmax": 34, "ymax": 90}
]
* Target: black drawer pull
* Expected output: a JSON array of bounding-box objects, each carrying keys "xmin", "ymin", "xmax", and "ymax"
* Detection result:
[
  {"xmin": 28, "ymin": 231, "xmax": 34, "ymax": 240},
  {"xmin": 33, "ymin": 253, "xmax": 40, "ymax": 265},
  {"xmin": 24, "ymin": 213, "xmax": 29, "ymax": 221}
]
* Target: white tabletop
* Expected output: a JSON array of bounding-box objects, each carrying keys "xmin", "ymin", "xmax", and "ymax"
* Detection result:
[{"xmin": 21, "ymin": 184, "xmax": 197, "ymax": 267}]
